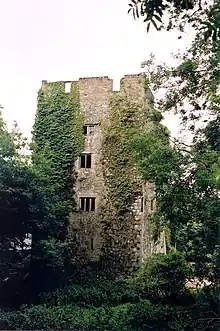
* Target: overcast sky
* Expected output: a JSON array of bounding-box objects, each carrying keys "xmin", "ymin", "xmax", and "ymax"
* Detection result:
[{"xmin": 0, "ymin": 0, "xmax": 192, "ymax": 137}]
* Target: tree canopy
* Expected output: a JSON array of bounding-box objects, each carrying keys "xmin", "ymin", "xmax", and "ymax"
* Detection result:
[
  {"xmin": 129, "ymin": 0, "xmax": 220, "ymax": 288},
  {"xmin": 128, "ymin": 0, "xmax": 220, "ymax": 41}
]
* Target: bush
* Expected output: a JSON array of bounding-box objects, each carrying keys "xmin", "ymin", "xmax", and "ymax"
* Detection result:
[
  {"xmin": 0, "ymin": 302, "xmax": 172, "ymax": 330},
  {"xmin": 1, "ymin": 253, "xmax": 218, "ymax": 330},
  {"xmin": 39, "ymin": 278, "xmax": 139, "ymax": 308},
  {"xmin": 39, "ymin": 253, "xmax": 191, "ymax": 309},
  {"xmin": 0, "ymin": 305, "xmax": 99, "ymax": 330},
  {"xmin": 133, "ymin": 252, "xmax": 191, "ymax": 304},
  {"xmin": 1, "ymin": 293, "xmax": 219, "ymax": 331},
  {"xmin": 127, "ymin": 300, "xmax": 170, "ymax": 330}
]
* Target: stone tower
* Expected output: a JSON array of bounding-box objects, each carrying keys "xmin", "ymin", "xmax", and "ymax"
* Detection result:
[{"xmin": 40, "ymin": 74, "xmax": 166, "ymax": 274}]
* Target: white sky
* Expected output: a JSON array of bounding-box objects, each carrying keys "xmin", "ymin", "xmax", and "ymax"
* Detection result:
[{"xmin": 0, "ymin": 0, "xmax": 193, "ymax": 138}]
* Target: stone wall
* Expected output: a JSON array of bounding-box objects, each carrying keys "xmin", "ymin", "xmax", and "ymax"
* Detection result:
[
  {"xmin": 71, "ymin": 77, "xmax": 113, "ymax": 263},
  {"xmin": 40, "ymin": 74, "xmax": 166, "ymax": 271}
]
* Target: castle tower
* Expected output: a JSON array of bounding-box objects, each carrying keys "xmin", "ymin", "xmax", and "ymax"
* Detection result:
[{"xmin": 38, "ymin": 74, "xmax": 166, "ymax": 275}]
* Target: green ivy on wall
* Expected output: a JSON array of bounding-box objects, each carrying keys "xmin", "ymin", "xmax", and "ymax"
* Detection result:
[
  {"xmin": 32, "ymin": 81, "xmax": 84, "ymax": 240},
  {"xmin": 99, "ymin": 93, "xmax": 147, "ymax": 276}
]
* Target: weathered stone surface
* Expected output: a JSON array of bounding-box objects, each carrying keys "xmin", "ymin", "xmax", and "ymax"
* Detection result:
[{"xmin": 40, "ymin": 74, "xmax": 166, "ymax": 273}]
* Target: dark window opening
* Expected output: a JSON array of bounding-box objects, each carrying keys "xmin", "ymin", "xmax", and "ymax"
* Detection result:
[
  {"xmin": 141, "ymin": 197, "xmax": 144, "ymax": 212},
  {"xmin": 80, "ymin": 155, "xmax": 86, "ymax": 168},
  {"xmin": 83, "ymin": 126, "xmax": 87, "ymax": 135},
  {"xmin": 86, "ymin": 198, "xmax": 90, "ymax": 211},
  {"xmin": 150, "ymin": 199, "xmax": 154, "ymax": 211},
  {"xmin": 86, "ymin": 154, "xmax": 91, "ymax": 168},
  {"xmin": 80, "ymin": 154, "xmax": 91, "ymax": 168},
  {"xmin": 91, "ymin": 198, "xmax": 95, "ymax": 211},
  {"xmin": 83, "ymin": 125, "xmax": 95, "ymax": 136},
  {"xmin": 80, "ymin": 197, "xmax": 96, "ymax": 212},
  {"xmin": 80, "ymin": 198, "xmax": 85, "ymax": 211},
  {"xmin": 90, "ymin": 238, "xmax": 94, "ymax": 250}
]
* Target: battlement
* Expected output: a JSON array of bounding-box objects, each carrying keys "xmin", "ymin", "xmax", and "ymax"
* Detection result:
[
  {"xmin": 41, "ymin": 73, "xmax": 146, "ymax": 93},
  {"xmin": 40, "ymin": 73, "xmax": 153, "ymax": 123}
]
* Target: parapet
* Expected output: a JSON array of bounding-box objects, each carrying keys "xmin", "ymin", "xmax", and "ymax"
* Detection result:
[
  {"xmin": 79, "ymin": 76, "xmax": 109, "ymax": 80},
  {"xmin": 40, "ymin": 73, "xmax": 146, "ymax": 93}
]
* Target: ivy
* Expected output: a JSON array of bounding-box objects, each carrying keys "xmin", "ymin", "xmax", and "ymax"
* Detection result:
[
  {"xmin": 32, "ymin": 81, "xmax": 84, "ymax": 239},
  {"xmin": 102, "ymin": 95, "xmax": 144, "ymax": 213},
  {"xmin": 100, "ymin": 92, "xmax": 152, "ymax": 276}
]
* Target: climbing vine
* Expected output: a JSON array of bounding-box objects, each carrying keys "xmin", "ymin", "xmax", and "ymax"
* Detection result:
[
  {"xmin": 100, "ymin": 92, "xmax": 149, "ymax": 276},
  {"xmin": 32, "ymin": 81, "xmax": 84, "ymax": 239}
]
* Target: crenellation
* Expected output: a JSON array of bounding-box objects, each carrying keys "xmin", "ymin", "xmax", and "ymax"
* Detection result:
[{"xmin": 41, "ymin": 73, "xmax": 151, "ymax": 94}]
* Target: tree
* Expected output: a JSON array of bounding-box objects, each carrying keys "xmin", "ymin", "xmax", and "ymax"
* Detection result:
[
  {"xmin": 129, "ymin": 0, "xmax": 220, "ymax": 287},
  {"xmin": 128, "ymin": 0, "xmax": 220, "ymax": 42},
  {"xmin": 0, "ymin": 114, "xmax": 35, "ymax": 307},
  {"xmin": 0, "ymin": 112, "xmax": 72, "ymax": 308}
]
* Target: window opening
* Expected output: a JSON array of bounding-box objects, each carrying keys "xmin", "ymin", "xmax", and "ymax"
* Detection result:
[
  {"xmin": 86, "ymin": 198, "xmax": 90, "ymax": 212},
  {"xmin": 141, "ymin": 197, "xmax": 144, "ymax": 212},
  {"xmin": 80, "ymin": 197, "xmax": 96, "ymax": 212},
  {"xmin": 150, "ymin": 199, "xmax": 154, "ymax": 211},
  {"xmin": 90, "ymin": 238, "xmax": 94, "ymax": 250},
  {"xmin": 80, "ymin": 198, "xmax": 85, "ymax": 211},
  {"xmin": 83, "ymin": 126, "xmax": 87, "ymax": 135},
  {"xmin": 80, "ymin": 154, "xmax": 91, "ymax": 168},
  {"xmin": 80, "ymin": 155, "xmax": 85, "ymax": 168},
  {"xmin": 86, "ymin": 154, "xmax": 91, "ymax": 168},
  {"xmin": 91, "ymin": 197, "xmax": 95, "ymax": 211},
  {"xmin": 82, "ymin": 125, "xmax": 95, "ymax": 135}
]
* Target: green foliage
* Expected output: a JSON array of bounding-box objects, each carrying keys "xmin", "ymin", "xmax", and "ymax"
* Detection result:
[
  {"xmin": 201, "ymin": 0, "xmax": 220, "ymax": 41},
  {"xmin": 100, "ymin": 93, "xmax": 153, "ymax": 275},
  {"xmin": 132, "ymin": 131, "xmax": 178, "ymax": 187},
  {"xmin": 134, "ymin": 252, "xmax": 191, "ymax": 304},
  {"xmin": 128, "ymin": 0, "xmax": 220, "ymax": 43},
  {"xmin": 0, "ymin": 81, "xmax": 84, "ymax": 307},
  {"xmin": 0, "ymin": 252, "xmax": 218, "ymax": 330},
  {"xmin": 32, "ymin": 82, "xmax": 84, "ymax": 237},
  {"xmin": 101, "ymin": 95, "xmax": 143, "ymax": 214},
  {"xmin": 133, "ymin": 124, "xmax": 219, "ymax": 281},
  {"xmin": 1, "ymin": 293, "xmax": 219, "ymax": 330},
  {"xmin": 128, "ymin": 0, "xmax": 195, "ymax": 30},
  {"xmin": 39, "ymin": 278, "xmax": 139, "ymax": 308},
  {"xmin": 0, "ymin": 113, "xmax": 36, "ymax": 306},
  {"xmin": 39, "ymin": 252, "xmax": 191, "ymax": 307},
  {"xmin": 0, "ymin": 112, "xmax": 69, "ymax": 307},
  {"xmin": 29, "ymin": 82, "xmax": 84, "ymax": 294},
  {"xmin": 138, "ymin": 2, "xmax": 220, "ymax": 284},
  {"xmin": 176, "ymin": 59, "xmax": 198, "ymax": 78}
]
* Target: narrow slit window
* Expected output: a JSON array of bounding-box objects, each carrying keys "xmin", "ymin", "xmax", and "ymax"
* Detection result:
[
  {"xmin": 91, "ymin": 198, "xmax": 95, "ymax": 211},
  {"xmin": 150, "ymin": 199, "xmax": 154, "ymax": 211},
  {"xmin": 83, "ymin": 126, "xmax": 87, "ymax": 135},
  {"xmin": 141, "ymin": 197, "xmax": 144, "ymax": 212},
  {"xmin": 80, "ymin": 198, "xmax": 85, "ymax": 211},
  {"xmin": 90, "ymin": 238, "xmax": 94, "ymax": 250},
  {"xmin": 80, "ymin": 155, "xmax": 86, "ymax": 168},
  {"xmin": 86, "ymin": 154, "xmax": 91, "ymax": 168},
  {"xmin": 86, "ymin": 198, "xmax": 90, "ymax": 212}
]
